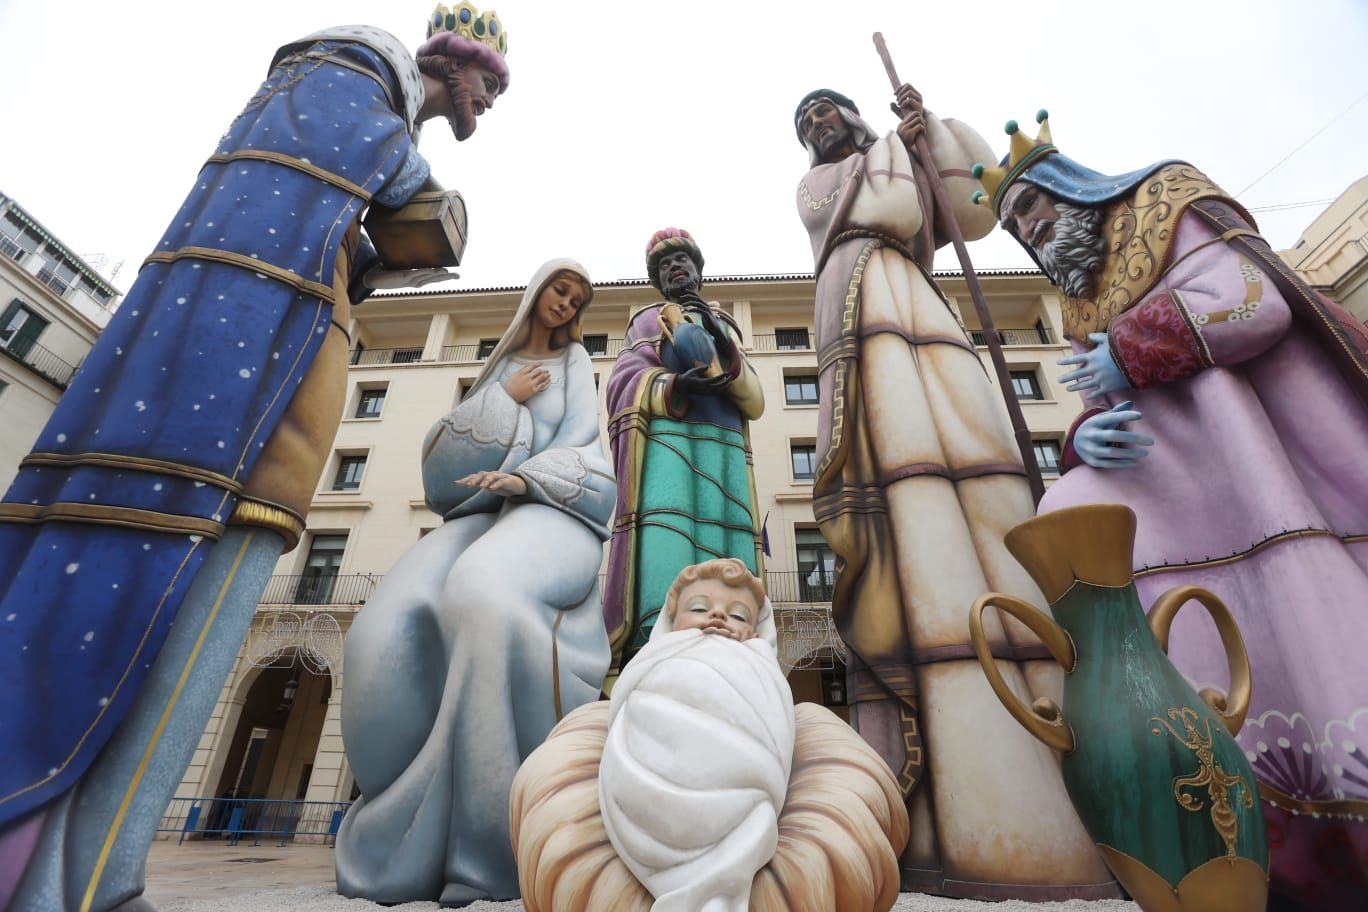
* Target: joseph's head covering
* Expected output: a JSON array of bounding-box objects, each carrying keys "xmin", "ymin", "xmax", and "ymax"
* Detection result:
[{"xmin": 793, "ymin": 89, "xmax": 860, "ymax": 144}]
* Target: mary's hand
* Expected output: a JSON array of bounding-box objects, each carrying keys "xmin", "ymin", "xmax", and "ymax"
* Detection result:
[
  {"xmin": 1074, "ymin": 401, "xmax": 1154, "ymax": 470},
  {"xmin": 504, "ymin": 363, "xmax": 549, "ymax": 403},
  {"xmin": 455, "ymin": 471, "xmax": 528, "ymax": 496},
  {"xmin": 1058, "ymin": 333, "xmax": 1129, "ymax": 396}
]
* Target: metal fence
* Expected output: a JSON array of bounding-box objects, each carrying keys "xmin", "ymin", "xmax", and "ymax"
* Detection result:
[
  {"xmin": 350, "ymin": 346, "xmax": 423, "ymax": 366},
  {"xmin": 0, "ymin": 338, "xmax": 79, "ymax": 389},
  {"xmin": 764, "ymin": 569, "xmax": 836, "ymax": 604},
  {"xmin": 259, "ymin": 573, "xmax": 381, "ymax": 606},
  {"xmin": 750, "ymin": 333, "xmax": 813, "ymax": 353},
  {"xmin": 158, "ymin": 796, "xmax": 352, "ymax": 846},
  {"xmin": 969, "ymin": 326, "xmax": 1057, "ymax": 347}
]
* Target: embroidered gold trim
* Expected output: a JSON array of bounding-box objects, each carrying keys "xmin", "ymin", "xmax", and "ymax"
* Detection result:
[
  {"xmin": 814, "ymin": 240, "xmax": 877, "ymax": 484},
  {"xmin": 20, "ymin": 452, "xmax": 243, "ymax": 493},
  {"xmin": 1063, "ymin": 165, "xmax": 1237, "ymax": 341},
  {"xmin": 1150, "ymin": 706, "xmax": 1254, "ymax": 857},
  {"xmin": 228, "ymin": 496, "xmax": 305, "ymax": 551},
  {"xmin": 799, "ymin": 169, "xmax": 863, "ymax": 210},
  {"xmin": 205, "ymin": 150, "xmax": 371, "ymax": 201},
  {"xmin": 0, "ymin": 502, "xmax": 224, "ymax": 539},
  {"xmin": 143, "ymin": 247, "xmax": 334, "ymax": 301}
]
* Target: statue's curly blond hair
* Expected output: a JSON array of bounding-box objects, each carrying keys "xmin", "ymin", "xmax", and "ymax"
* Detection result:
[
  {"xmin": 663, "ymin": 558, "xmax": 766, "ymax": 622},
  {"xmin": 510, "ymin": 701, "xmax": 909, "ymax": 912}
]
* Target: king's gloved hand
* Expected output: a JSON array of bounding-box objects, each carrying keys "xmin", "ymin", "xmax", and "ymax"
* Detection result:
[
  {"xmin": 1058, "ymin": 332, "xmax": 1128, "ymax": 396},
  {"xmin": 363, "ymin": 266, "xmax": 457, "ymax": 290},
  {"xmin": 673, "ymin": 366, "xmax": 730, "ymax": 398},
  {"xmin": 1075, "ymin": 400, "xmax": 1154, "ymax": 470}
]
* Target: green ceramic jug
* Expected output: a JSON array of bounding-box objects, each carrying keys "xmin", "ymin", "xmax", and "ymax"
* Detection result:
[{"xmin": 969, "ymin": 505, "xmax": 1268, "ymax": 912}]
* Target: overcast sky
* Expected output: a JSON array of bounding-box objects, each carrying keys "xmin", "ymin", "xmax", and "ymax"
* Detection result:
[{"xmin": 1, "ymin": 0, "xmax": 1365, "ymax": 294}]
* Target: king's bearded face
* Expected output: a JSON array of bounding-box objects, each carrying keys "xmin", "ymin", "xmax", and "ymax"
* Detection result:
[
  {"xmin": 656, "ymin": 249, "xmax": 702, "ymax": 301},
  {"xmin": 1001, "ymin": 183, "xmax": 1106, "ymax": 299},
  {"xmin": 419, "ymin": 56, "xmax": 499, "ymax": 141}
]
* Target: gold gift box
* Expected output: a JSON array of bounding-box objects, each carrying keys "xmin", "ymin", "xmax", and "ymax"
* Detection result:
[{"xmin": 363, "ymin": 189, "xmax": 467, "ymax": 268}]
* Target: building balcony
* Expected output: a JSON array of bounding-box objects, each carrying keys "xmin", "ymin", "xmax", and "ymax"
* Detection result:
[
  {"xmin": 764, "ymin": 569, "xmax": 835, "ymax": 604},
  {"xmin": 750, "ymin": 333, "xmax": 813, "ymax": 353},
  {"xmin": 0, "ymin": 337, "xmax": 79, "ymax": 389},
  {"xmin": 259, "ymin": 573, "xmax": 382, "ymax": 607},
  {"xmin": 352, "ymin": 339, "xmax": 628, "ymax": 366},
  {"xmin": 969, "ymin": 326, "xmax": 1058, "ymax": 347}
]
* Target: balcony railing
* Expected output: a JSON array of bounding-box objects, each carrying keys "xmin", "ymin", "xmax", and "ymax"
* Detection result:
[
  {"xmin": 259, "ymin": 573, "xmax": 381, "ymax": 606},
  {"xmin": 969, "ymin": 326, "xmax": 1057, "ymax": 346},
  {"xmin": 764, "ymin": 569, "xmax": 836, "ymax": 604},
  {"xmin": 0, "ymin": 236, "xmax": 29, "ymax": 262},
  {"xmin": 0, "ymin": 338, "xmax": 79, "ymax": 389},
  {"xmin": 583, "ymin": 338, "xmax": 625, "ymax": 358},
  {"xmin": 37, "ymin": 268, "xmax": 72, "ymax": 297},
  {"xmin": 350, "ymin": 347, "xmax": 423, "ymax": 366},
  {"xmin": 750, "ymin": 333, "xmax": 813, "ymax": 353},
  {"xmin": 256, "ymin": 570, "xmax": 838, "ymax": 610},
  {"xmin": 357, "ymin": 339, "xmax": 629, "ymax": 366}
]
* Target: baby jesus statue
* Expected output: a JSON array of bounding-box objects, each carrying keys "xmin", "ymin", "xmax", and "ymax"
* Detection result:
[{"xmin": 598, "ymin": 559, "xmax": 796, "ymax": 912}]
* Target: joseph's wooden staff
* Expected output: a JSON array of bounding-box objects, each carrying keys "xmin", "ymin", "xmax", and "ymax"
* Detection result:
[{"xmin": 872, "ymin": 32, "xmax": 1045, "ymax": 504}]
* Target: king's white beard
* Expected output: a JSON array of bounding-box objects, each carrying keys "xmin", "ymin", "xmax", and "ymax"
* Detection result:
[{"xmin": 1037, "ymin": 202, "xmax": 1106, "ymax": 299}]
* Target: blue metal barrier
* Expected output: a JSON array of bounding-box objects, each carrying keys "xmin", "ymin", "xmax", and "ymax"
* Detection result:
[{"xmin": 158, "ymin": 796, "xmax": 353, "ymax": 846}]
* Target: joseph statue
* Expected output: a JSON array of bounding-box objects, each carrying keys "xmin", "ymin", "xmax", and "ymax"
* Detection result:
[{"xmin": 793, "ymin": 86, "xmax": 1116, "ymax": 899}]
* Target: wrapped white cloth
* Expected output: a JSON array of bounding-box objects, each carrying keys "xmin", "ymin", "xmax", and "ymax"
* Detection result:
[{"xmin": 598, "ymin": 599, "xmax": 795, "ymax": 912}]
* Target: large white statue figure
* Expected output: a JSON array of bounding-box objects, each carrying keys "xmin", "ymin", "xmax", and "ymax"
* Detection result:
[
  {"xmin": 335, "ymin": 258, "xmax": 616, "ymax": 907},
  {"xmin": 599, "ymin": 558, "xmax": 796, "ymax": 912}
]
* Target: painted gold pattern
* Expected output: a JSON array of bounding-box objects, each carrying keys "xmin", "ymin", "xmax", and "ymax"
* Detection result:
[
  {"xmin": 1096, "ymin": 844, "xmax": 1266, "ymax": 912},
  {"xmin": 813, "ymin": 240, "xmax": 876, "ymax": 484},
  {"xmin": 205, "ymin": 150, "xmax": 371, "ymax": 201},
  {"xmin": 1150, "ymin": 707, "xmax": 1254, "ymax": 858},
  {"xmin": 228, "ymin": 496, "xmax": 304, "ymax": 551},
  {"xmin": 0, "ymin": 502, "xmax": 224, "ymax": 538},
  {"xmin": 898, "ymin": 704, "xmax": 923, "ymax": 793},
  {"xmin": 1002, "ymin": 504, "xmax": 1137, "ymax": 603},
  {"xmin": 799, "ymin": 169, "xmax": 863, "ymax": 210},
  {"xmin": 1061, "ymin": 165, "xmax": 1235, "ymax": 342},
  {"xmin": 143, "ymin": 246, "xmax": 335, "ymax": 301},
  {"xmin": 19, "ymin": 451, "xmax": 244, "ymax": 493}
]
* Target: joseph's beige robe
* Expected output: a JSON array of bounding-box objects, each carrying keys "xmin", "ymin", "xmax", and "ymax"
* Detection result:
[{"xmin": 798, "ymin": 115, "xmax": 1115, "ymax": 899}]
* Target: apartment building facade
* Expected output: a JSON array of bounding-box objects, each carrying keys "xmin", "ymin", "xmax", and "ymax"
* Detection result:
[
  {"xmin": 0, "ymin": 192, "xmax": 121, "ymax": 492},
  {"xmin": 171, "ymin": 268, "xmax": 1088, "ymax": 817}
]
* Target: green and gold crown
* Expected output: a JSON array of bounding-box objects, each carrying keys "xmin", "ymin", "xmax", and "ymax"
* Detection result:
[
  {"xmin": 971, "ymin": 109, "xmax": 1056, "ymax": 213},
  {"xmin": 428, "ymin": 2, "xmax": 507, "ymax": 56}
]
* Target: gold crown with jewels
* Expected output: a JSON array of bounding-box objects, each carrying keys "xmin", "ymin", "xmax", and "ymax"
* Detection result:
[
  {"xmin": 428, "ymin": 2, "xmax": 507, "ymax": 56},
  {"xmin": 971, "ymin": 109, "xmax": 1056, "ymax": 213}
]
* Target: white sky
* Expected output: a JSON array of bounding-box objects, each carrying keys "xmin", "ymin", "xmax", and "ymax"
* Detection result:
[{"xmin": 1, "ymin": 0, "xmax": 1365, "ymax": 294}]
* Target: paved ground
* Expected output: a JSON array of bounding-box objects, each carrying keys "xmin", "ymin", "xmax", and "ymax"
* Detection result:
[{"xmin": 146, "ymin": 840, "xmax": 1139, "ymax": 911}]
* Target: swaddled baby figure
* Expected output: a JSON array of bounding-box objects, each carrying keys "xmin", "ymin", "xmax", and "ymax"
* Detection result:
[{"xmin": 598, "ymin": 559, "xmax": 796, "ymax": 912}]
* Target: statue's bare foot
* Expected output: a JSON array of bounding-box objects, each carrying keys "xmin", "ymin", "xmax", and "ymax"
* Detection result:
[{"xmin": 439, "ymin": 882, "xmax": 493, "ymax": 908}]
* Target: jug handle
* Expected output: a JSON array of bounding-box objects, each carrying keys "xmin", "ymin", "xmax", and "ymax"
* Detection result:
[
  {"xmin": 970, "ymin": 593, "xmax": 1076, "ymax": 754},
  {"xmin": 1147, "ymin": 585, "xmax": 1252, "ymax": 736}
]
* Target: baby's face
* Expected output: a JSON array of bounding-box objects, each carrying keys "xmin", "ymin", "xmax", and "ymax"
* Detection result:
[{"xmin": 671, "ymin": 577, "xmax": 759, "ymax": 641}]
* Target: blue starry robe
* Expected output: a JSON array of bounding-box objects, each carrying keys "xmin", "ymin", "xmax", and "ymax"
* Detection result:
[{"xmin": 0, "ymin": 29, "xmax": 429, "ymax": 827}]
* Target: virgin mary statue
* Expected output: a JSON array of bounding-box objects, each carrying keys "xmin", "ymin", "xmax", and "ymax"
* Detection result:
[{"xmin": 335, "ymin": 259, "xmax": 616, "ymax": 907}]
